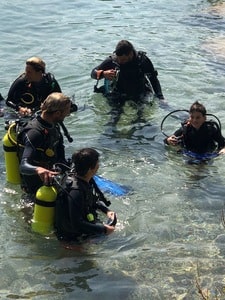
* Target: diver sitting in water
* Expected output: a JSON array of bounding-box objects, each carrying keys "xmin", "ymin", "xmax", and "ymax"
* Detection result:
[
  {"xmin": 165, "ymin": 101, "xmax": 225, "ymax": 155},
  {"xmin": 54, "ymin": 148, "xmax": 116, "ymax": 242}
]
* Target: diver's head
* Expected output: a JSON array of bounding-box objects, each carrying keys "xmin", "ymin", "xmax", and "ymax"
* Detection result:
[
  {"xmin": 25, "ymin": 56, "xmax": 46, "ymax": 82},
  {"xmin": 114, "ymin": 40, "xmax": 135, "ymax": 64},
  {"xmin": 72, "ymin": 148, "xmax": 100, "ymax": 178}
]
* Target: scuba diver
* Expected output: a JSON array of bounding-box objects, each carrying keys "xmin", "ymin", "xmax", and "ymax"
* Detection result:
[
  {"xmin": 54, "ymin": 148, "xmax": 116, "ymax": 242},
  {"xmin": 6, "ymin": 56, "xmax": 62, "ymax": 117},
  {"xmin": 17, "ymin": 92, "xmax": 72, "ymax": 195},
  {"xmin": 91, "ymin": 40, "xmax": 166, "ymax": 125},
  {"xmin": 5, "ymin": 56, "xmax": 77, "ymax": 124},
  {"xmin": 164, "ymin": 101, "xmax": 225, "ymax": 155}
]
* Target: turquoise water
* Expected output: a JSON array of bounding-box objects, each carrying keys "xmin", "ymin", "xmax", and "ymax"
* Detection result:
[{"xmin": 1, "ymin": 0, "xmax": 225, "ymax": 299}]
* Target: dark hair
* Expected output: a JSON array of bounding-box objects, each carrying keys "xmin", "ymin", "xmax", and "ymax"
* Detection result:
[
  {"xmin": 189, "ymin": 101, "xmax": 206, "ymax": 116},
  {"xmin": 72, "ymin": 148, "xmax": 99, "ymax": 176},
  {"xmin": 114, "ymin": 40, "xmax": 135, "ymax": 56}
]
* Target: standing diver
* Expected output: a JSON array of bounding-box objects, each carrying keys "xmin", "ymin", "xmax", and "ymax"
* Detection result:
[
  {"xmin": 91, "ymin": 40, "xmax": 166, "ymax": 125},
  {"xmin": 18, "ymin": 92, "xmax": 72, "ymax": 196}
]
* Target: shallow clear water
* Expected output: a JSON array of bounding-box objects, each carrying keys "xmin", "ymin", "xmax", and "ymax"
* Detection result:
[{"xmin": 1, "ymin": 0, "xmax": 225, "ymax": 299}]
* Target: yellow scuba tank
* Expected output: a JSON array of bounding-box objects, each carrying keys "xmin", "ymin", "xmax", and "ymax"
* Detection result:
[
  {"xmin": 3, "ymin": 122, "xmax": 21, "ymax": 184},
  {"xmin": 32, "ymin": 185, "xmax": 57, "ymax": 235}
]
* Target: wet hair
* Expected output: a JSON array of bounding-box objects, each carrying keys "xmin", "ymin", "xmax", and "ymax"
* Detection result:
[
  {"xmin": 41, "ymin": 92, "xmax": 71, "ymax": 113},
  {"xmin": 72, "ymin": 148, "xmax": 99, "ymax": 176},
  {"xmin": 114, "ymin": 40, "xmax": 135, "ymax": 56},
  {"xmin": 26, "ymin": 56, "xmax": 46, "ymax": 73},
  {"xmin": 189, "ymin": 101, "xmax": 207, "ymax": 116}
]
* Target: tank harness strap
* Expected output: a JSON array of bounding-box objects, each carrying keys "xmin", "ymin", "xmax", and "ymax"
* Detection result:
[
  {"xmin": 91, "ymin": 178, "xmax": 111, "ymax": 206},
  {"xmin": 3, "ymin": 144, "xmax": 17, "ymax": 152},
  {"xmin": 35, "ymin": 198, "xmax": 56, "ymax": 207}
]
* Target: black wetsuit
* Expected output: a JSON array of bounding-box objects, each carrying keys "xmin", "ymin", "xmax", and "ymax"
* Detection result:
[
  {"xmin": 6, "ymin": 73, "xmax": 61, "ymax": 112},
  {"xmin": 91, "ymin": 50, "xmax": 164, "ymax": 104},
  {"xmin": 18, "ymin": 115, "xmax": 66, "ymax": 194},
  {"xmin": 171, "ymin": 121, "xmax": 225, "ymax": 154},
  {"xmin": 55, "ymin": 176, "xmax": 109, "ymax": 241}
]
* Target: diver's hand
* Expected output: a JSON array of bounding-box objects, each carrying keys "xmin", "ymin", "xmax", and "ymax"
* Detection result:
[
  {"xmin": 104, "ymin": 224, "xmax": 115, "ymax": 235},
  {"xmin": 219, "ymin": 148, "xmax": 225, "ymax": 155},
  {"xmin": 107, "ymin": 211, "xmax": 116, "ymax": 219},
  {"xmin": 18, "ymin": 106, "xmax": 32, "ymax": 117},
  {"xmin": 105, "ymin": 211, "xmax": 117, "ymax": 227},
  {"xmin": 103, "ymin": 69, "xmax": 117, "ymax": 81},
  {"xmin": 36, "ymin": 167, "xmax": 60, "ymax": 185},
  {"xmin": 167, "ymin": 135, "xmax": 180, "ymax": 146}
]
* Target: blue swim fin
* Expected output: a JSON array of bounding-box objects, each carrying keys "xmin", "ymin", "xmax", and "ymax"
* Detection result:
[{"xmin": 93, "ymin": 175, "xmax": 130, "ymax": 196}]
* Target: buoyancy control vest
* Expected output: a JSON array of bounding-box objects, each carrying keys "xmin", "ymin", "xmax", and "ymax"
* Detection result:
[
  {"xmin": 112, "ymin": 51, "xmax": 150, "ymax": 96},
  {"xmin": 181, "ymin": 120, "xmax": 221, "ymax": 153},
  {"xmin": 94, "ymin": 51, "xmax": 153, "ymax": 98},
  {"xmin": 7, "ymin": 73, "xmax": 61, "ymax": 111},
  {"xmin": 17, "ymin": 117, "xmax": 63, "ymax": 169},
  {"xmin": 16, "ymin": 117, "xmax": 64, "ymax": 194},
  {"xmin": 56, "ymin": 174, "xmax": 100, "ymax": 219}
]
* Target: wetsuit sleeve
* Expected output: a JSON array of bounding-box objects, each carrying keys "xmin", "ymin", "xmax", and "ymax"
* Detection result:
[
  {"xmin": 91, "ymin": 57, "xmax": 115, "ymax": 80},
  {"xmin": 96, "ymin": 201, "xmax": 110, "ymax": 214},
  {"xmin": 19, "ymin": 129, "xmax": 45, "ymax": 175},
  {"xmin": 68, "ymin": 189, "xmax": 106, "ymax": 235},
  {"xmin": 173, "ymin": 127, "xmax": 183, "ymax": 137},
  {"xmin": 6, "ymin": 76, "xmax": 25, "ymax": 111},
  {"xmin": 164, "ymin": 127, "xmax": 183, "ymax": 144},
  {"xmin": 141, "ymin": 54, "xmax": 164, "ymax": 99},
  {"xmin": 19, "ymin": 158, "xmax": 37, "ymax": 175}
]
